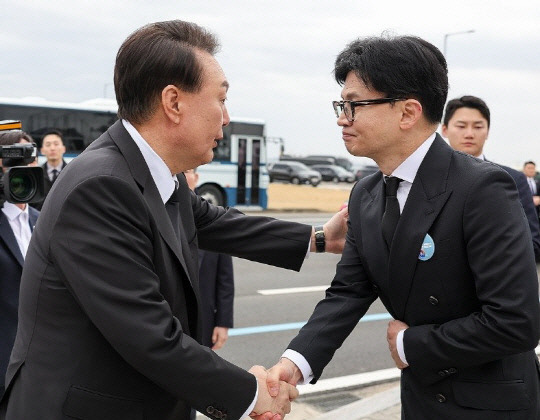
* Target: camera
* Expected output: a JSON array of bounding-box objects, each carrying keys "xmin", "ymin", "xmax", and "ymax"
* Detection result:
[{"xmin": 0, "ymin": 141, "xmax": 45, "ymax": 206}]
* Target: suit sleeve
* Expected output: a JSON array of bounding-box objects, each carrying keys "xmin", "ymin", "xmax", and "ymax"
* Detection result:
[
  {"xmin": 192, "ymin": 192, "xmax": 312, "ymax": 271},
  {"xmin": 404, "ymin": 168, "xmax": 540, "ymax": 384},
  {"xmin": 214, "ymin": 254, "xmax": 234, "ymax": 328},
  {"xmin": 287, "ymin": 212, "xmax": 378, "ymax": 383},
  {"xmin": 50, "ymin": 175, "xmax": 255, "ymax": 419},
  {"xmin": 513, "ymin": 171, "xmax": 540, "ymax": 261}
]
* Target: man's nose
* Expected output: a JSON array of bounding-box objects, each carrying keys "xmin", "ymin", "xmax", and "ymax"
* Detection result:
[
  {"xmin": 337, "ymin": 112, "xmax": 351, "ymax": 127},
  {"xmin": 222, "ymin": 106, "xmax": 230, "ymax": 127}
]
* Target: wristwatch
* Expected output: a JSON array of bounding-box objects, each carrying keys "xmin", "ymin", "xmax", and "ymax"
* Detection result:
[{"xmin": 314, "ymin": 225, "xmax": 325, "ymax": 253}]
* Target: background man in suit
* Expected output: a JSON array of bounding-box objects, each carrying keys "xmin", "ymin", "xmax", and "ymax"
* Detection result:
[
  {"xmin": 0, "ymin": 20, "xmax": 347, "ymax": 420},
  {"xmin": 0, "ymin": 130, "xmax": 39, "ymax": 398},
  {"xmin": 33, "ymin": 129, "xmax": 67, "ymax": 210},
  {"xmin": 262, "ymin": 35, "xmax": 540, "ymax": 420},
  {"xmin": 441, "ymin": 95, "xmax": 540, "ymax": 261},
  {"xmin": 185, "ymin": 168, "xmax": 234, "ymax": 351},
  {"xmin": 523, "ymin": 161, "xmax": 540, "ymax": 216}
]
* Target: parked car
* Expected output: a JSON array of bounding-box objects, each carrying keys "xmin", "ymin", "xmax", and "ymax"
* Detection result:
[
  {"xmin": 268, "ymin": 161, "xmax": 321, "ymax": 186},
  {"xmin": 310, "ymin": 164, "xmax": 355, "ymax": 183},
  {"xmin": 279, "ymin": 155, "xmax": 334, "ymax": 166},
  {"xmin": 351, "ymin": 163, "xmax": 380, "ymax": 181},
  {"xmin": 307, "ymin": 155, "xmax": 353, "ymax": 171}
]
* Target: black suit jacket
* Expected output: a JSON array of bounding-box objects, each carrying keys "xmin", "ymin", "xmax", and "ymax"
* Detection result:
[
  {"xmin": 198, "ymin": 250, "xmax": 234, "ymax": 348},
  {"xmin": 288, "ymin": 135, "xmax": 540, "ymax": 419},
  {"xmin": 32, "ymin": 160, "xmax": 68, "ymax": 211},
  {"xmin": 491, "ymin": 162, "xmax": 540, "ymax": 261},
  {"xmin": 0, "ymin": 207, "xmax": 39, "ymax": 398},
  {"xmin": 532, "ymin": 178, "xmax": 540, "ymax": 216},
  {"xmin": 0, "ymin": 121, "xmax": 312, "ymax": 420}
]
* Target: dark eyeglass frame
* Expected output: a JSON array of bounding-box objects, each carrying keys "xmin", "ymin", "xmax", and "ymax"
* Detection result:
[{"xmin": 332, "ymin": 98, "xmax": 406, "ymax": 122}]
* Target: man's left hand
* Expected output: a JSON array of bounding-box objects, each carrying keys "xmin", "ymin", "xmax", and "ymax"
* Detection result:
[
  {"xmin": 387, "ymin": 319, "xmax": 409, "ymax": 370},
  {"xmin": 211, "ymin": 326, "xmax": 229, "ymax": 350}
]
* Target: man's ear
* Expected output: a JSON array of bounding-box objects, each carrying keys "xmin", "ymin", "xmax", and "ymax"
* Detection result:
[
  {"xmin": 161, "ymin": 85, "xmax": 182, "ymax": 124},
  {"xmin": 441, "ymin": 124, "xmax": 448, "ymax": 138},
  {"xmin": 399, "ymin": 99, "xmax": 422, "ymax": 130}
]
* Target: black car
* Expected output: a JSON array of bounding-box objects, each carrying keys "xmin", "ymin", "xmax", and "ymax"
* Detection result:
[
  {"xmin": 351, "ymin": 163, "xmax": 380, "ymax": 181},
  {"xmin": 268, "ymin": 161, "xmax": 321, "ymax": 186},
  {"xmin": 310, "ymin": 164, "xmax": 355, "ymax": 183}
]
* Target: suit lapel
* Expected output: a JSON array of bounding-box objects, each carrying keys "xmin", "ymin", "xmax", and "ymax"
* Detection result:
[
  {"xmin": 0, "ymin": 212, "xmax": 24, "ymax": 267},
  {"xmin": 388, "ymin": 135, "xmax": 453, "ymax": 319},
  {"xmin": 175, "ymin": 174, "xmax": 200, "ymax": 289},
  {"xmin": 359, "ymin": 173, "xmax": 390, "ymax": 286},
  {"xmin": 197, "ymin": 249, "xmax": 205, "ymax": 270},
  {"xmin": 106, "ymin": 121, "xmax": 193, "ymax": 286}
]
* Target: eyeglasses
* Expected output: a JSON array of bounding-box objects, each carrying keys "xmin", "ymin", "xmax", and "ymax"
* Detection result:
[{"xmin": 332, "ymin": 98, "xmax": 406, "ymax": 122}]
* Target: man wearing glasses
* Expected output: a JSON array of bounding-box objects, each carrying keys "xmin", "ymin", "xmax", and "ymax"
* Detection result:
[{"xmin": 261, "ymin": 35, "xmax": 540, "ymax": 419}]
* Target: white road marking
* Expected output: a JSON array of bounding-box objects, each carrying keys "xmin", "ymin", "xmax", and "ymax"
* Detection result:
[{"xmin": 257, "ymin": 285, "xmax": 328, "ymax": 295}]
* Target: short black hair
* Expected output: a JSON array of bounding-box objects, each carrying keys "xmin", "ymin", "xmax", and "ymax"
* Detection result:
[
  {"xmin": 115, "ymin": 20, "xmax": 220, "ymax": 124},
  {"xmin": 0, "ymin": 130, "xmax": 34, "ymax": 146},
  {"xmin": 42, "ymin": 129, "xmax": 64, "ymax": 144},
  {"xmin": 334, "ymin": 35, "xmax": 448, "ymax": 124},
  {"xmin": 443, "ymin": 96, "xmax": 490, "ymax": 128},
  {"xmin": 524, "ymin": 161, "xmax": 536, "ymax": 167}
]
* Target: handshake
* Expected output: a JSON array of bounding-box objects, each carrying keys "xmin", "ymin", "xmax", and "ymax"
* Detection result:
[{"xmin": 248, "ymin": 358, "xmax": 303, "ymax": 420}]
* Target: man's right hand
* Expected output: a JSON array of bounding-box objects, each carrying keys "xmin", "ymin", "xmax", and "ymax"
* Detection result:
[
  {"xmin": 248, "ymin": 365, "xmax": 299, "ymax": 420},
  {"xmin": 265, "ymin": 358, "xmax": 303, "ymax": 398}
]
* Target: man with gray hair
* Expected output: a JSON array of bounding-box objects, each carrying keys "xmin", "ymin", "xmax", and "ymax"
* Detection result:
[{"xmin": 0, "ymin": 21, "xmax": 347, "ymax": 420}]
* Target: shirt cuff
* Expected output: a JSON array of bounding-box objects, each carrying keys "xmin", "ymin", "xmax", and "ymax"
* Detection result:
[
  {"xmin": 305, "ymin": 237, "xmax": 311, "ymax": 259},
  {"xmin": 397, "ymin": 329, "xmax": 408, "ymax": 365},
  {"xmin": 282, "ymin": 349, "xmax": 314, "ymax": 385},
  {"xmin": 241, "ymin": 383, "xmax": 258, "ymax": 419}
]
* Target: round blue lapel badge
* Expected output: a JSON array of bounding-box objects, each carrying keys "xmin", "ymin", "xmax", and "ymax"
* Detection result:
[{"xmin": 419, "ymin": 233, "xmax": 435, "ymax": 261}]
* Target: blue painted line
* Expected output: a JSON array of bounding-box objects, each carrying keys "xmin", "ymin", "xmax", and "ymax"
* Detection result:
[
  {"xmin": 229, "ymin": 312, "xmax": 393, "ymax": 336},
  {"xmin": 230, "ymin": 298, "xmax": 540, "ymax": 336}
]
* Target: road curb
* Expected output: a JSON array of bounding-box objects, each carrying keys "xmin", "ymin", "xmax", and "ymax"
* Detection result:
[{"xmin": 298, "ymin": 367, "xmax": 400, "ymax": 396}]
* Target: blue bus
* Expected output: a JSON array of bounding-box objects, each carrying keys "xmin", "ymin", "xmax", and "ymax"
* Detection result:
[{"xmin": 0, "ymin": 97, "xmax": 269, "ymax": 210}]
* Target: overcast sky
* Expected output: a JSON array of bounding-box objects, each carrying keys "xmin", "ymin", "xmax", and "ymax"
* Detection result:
[{"xmin": 2, "ymin": 0, "xmax": 539, "ymax": 167}]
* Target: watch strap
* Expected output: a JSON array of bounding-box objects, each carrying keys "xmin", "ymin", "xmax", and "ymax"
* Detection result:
[{"xmin": 314, "ymin": 225, "xmax": 325, "ymax": 253}]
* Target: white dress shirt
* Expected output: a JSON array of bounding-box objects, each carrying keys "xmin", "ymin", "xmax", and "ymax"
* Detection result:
[
  {"xmin": 284, "ymin": 132, "xmax": 437, "ymax": 384},
  {"xmin": 122, "ymin": 120, "xmax": 178, "ymax": 203},
  {"xmin": 527, "ymin": 177, "xmax": 537, "ymax": 195},
  {"xmin": 122, "ymin": 120, "xmax": 257, "ymax": 417},
  {"xmin": 2, "ymin": 202, "xmax": 32, "ymax": 258},
  {"xmin": 47, "ymin": 163, "xmax": 64, "ymax": 182}
]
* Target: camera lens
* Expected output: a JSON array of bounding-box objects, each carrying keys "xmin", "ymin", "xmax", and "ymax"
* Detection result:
[{"xmin": 8, "ymin": 168, "xmax": 37, "ymax": 202}]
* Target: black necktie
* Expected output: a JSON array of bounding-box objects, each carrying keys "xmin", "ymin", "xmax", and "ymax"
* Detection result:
[
  {"xmin": 165, "ymin": 192, "xmax": 181, "ymax": 240},
  {"xmin": 51, "ymin": 169, "xmax": 58, "ymax": 183},
  {"xmin": 381, "ymin": 176, "xmax": 403, "ymax": 249}
]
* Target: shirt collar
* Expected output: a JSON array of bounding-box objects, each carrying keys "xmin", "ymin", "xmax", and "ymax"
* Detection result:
[
  {"xmin": 391, "ymin": 132, "xmax": 437, "ymax": 184},
  {"xmin": 1, "ymin": 201, "xmax": 28, "ymax": 221},
  {"xmin": 122, "ymin": 119, "xmax": 177, "ymax": 204},
  {"xmin": 47, "ymin": 163, "xmax": 63, "ymax": 172}
]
